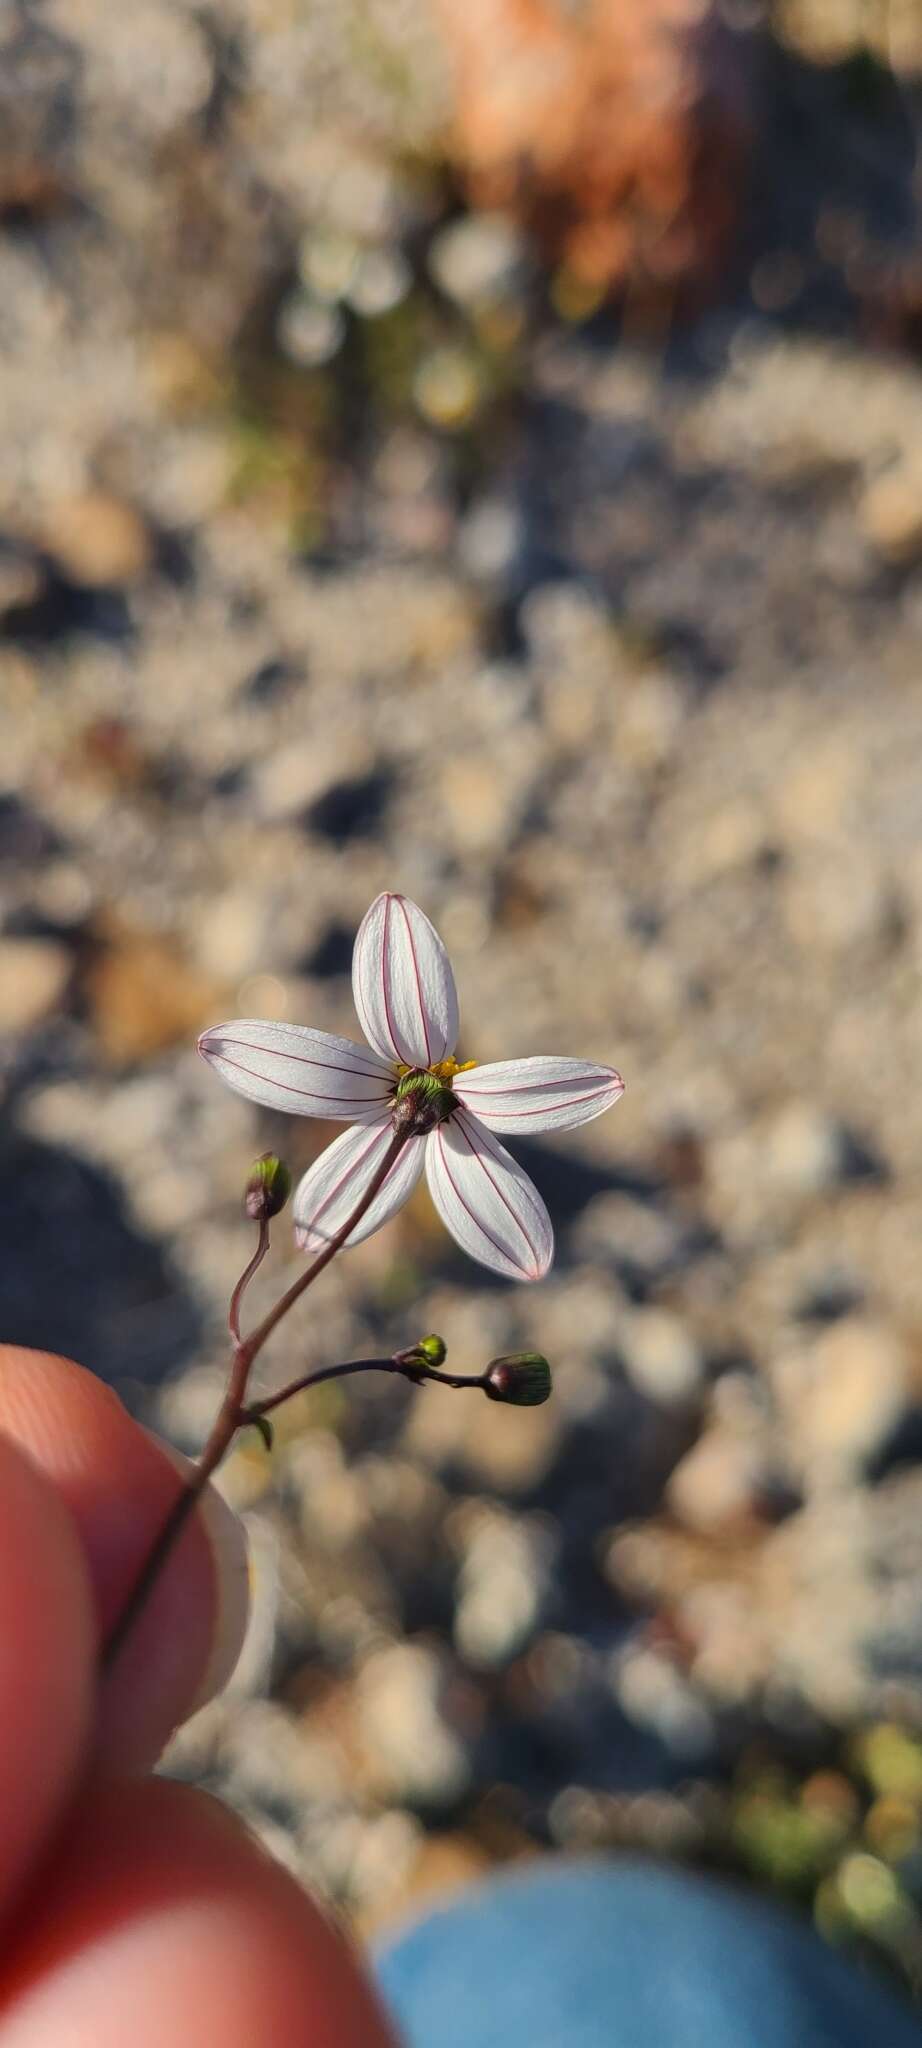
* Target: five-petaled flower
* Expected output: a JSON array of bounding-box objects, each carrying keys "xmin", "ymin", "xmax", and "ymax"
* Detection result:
[{"xmin": 198, "ymin": 894, "xmax": 624, "ymax": 1281}]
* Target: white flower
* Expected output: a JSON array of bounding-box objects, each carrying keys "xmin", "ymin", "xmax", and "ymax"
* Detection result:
[{"xmin": 199, "ymin": 893, "xmax": 624, "ymax": 1282}]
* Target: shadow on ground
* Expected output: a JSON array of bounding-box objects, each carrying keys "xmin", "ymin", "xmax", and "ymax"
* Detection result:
[{"xmin": 0, "ymin": 1127, "xmax": 201, "ymax": 1403}]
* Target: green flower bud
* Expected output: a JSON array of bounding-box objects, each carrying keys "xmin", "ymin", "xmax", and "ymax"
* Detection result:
[
  {"xmin": 245, "ymin": 1152, "xmax": 292, "ymax": 1221},
  {"xmin": 484, "ymin": 1352, "xmax": 552, "ymax": 1407},
  {"xmin": 414, "ymin": 1333, "xmax": 447, "ymax": 1367}
]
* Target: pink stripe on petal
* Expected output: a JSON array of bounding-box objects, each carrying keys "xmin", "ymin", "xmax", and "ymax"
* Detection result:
[
  {"xmin": 352, "ymin": 893, "xmax": 459, "ymax": 1068},
  {"xmin": 380, "ymin": 895, "xmax": 402, "ymax": 1062},
  {"xmin": 453, "ymin": 1112, "xmax": 543, "ymax": 1270},
  {"xmin": 398, "ymin": 894, "xmax": 432, "ymax": 1064},
  {"xmin": 305, "ymin": 1123, "xmax": 388, "ymax": 1227},
  {"xmin": 216, "ymin": 1038, "xmax": 389, "ymax": 1081},
  {"xmin": 432, "ymin": 1128, "xmax": 516, "ymax": 1270},
  {"xmin": 425, "ymin": 1111, "xmax": 553, "ymax": 1282},
  {"xmin": 205, "ymin": 1052, "xmax": 391, "ymax": 1118},
  {"xmin": 454, "ymin": 1058, "xmax": 624, "ymax": 1135},
  {"xmin": 293, "ymin": 1120, "xmax": 424, "ymax": 1251},
  {"xmin": 198, "ymin": 1021, "xmax": 394, "ymax": 1122}
]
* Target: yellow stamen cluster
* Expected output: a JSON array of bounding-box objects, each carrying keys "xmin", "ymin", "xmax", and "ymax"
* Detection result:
[
  {"xmin": 431, "ymin": 1056, "xmax": 478, "ymax": 1081},
  {"xmin": 396, "ymin": 1057, "xmax": 477, "ymax": 1083}
]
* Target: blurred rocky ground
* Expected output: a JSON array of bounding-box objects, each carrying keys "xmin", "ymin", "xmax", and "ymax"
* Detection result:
[{"xmin": 2, "ymin": 0, "xmax": 922, "ymax": 1993}]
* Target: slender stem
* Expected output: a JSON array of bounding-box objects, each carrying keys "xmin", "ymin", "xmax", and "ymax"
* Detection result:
[
  {"xmin": 101, "ymin": 1129, "xmax": 409, "ymax": 1670},
  {"xmin": 228, "ymin": 1216, "xmax": 270, "ymax": 1345},
  {"xmin": 236, "ymin": 1130, "xmax": 408, "ymax": 1370},
  {"xmin": 244, "ymin": 1356, "xmax": 487, "ymax": 1423},
  {"xmin": 101, "ymin": 1340, "xmax": 251, "ymax": 1672}
]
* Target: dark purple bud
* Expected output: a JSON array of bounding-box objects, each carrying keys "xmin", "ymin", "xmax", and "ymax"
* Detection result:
[{"xmin": 484, "ymin": 1352, "xmax": 552, "ymax": 1407}]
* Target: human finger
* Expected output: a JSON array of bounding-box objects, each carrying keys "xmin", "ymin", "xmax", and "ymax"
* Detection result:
[
  {"xmin": 0, "ymin": 1778, "xmax": 398, "ymax": 2048},
  {"xmin": 0, "ymin": 1348, "xmax": 248, "ymax": 1772},
  {"xmin": 0, "ymin": 1433, "xmax": 93, "ymax": 1920}
]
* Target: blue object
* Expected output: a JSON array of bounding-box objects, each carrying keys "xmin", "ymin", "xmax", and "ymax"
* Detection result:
[{"xmin": 376, "ymin": 1858, "xmax": 922, "ymax": 2047}]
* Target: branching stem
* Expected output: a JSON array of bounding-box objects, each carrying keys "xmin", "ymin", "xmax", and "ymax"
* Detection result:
[
  {"xmin": 243, "ymin": 1354, "xmax": 487, "ymax": 1424},
  {"xmin": 102, "ymin": 1129, "xmax": 408, "ymax": 1670}
]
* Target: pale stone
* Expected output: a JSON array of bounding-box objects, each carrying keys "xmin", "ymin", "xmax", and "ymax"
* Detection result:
[
  {"xmin": 860, "ymin": 466, "xmax": 922, "ymax": 565},
  {"xmin": 771, "ymin": 1318, "xmax": 908, "ymax": 1488},
  {"xmin": 43, "ymin": 493, "xmax": 150, "ymax": 586},
  {"xmin": 0, "ymin": 938, "xmax": 70, "ymax": 1033},
  {"xmin": 668, "ymin": 1424, "xmax": 764, "ymax": 1530},
  {"xmin": 772, "ymin": 734, "xmax": 859, "ymax": 845},
  {"xmin": 620, "ymin": 1307, "xmax": 703, "ymax": 1406},
  {"xmin": 764, "ymin": 1102, "xmax": 846, "ymax": 1198},
  {"xmin": 355, "ymin": 1642, "xmax": 474, "ymax": 1805},
  {"xmin": 428, "ymin": 213, "xmax": 525, "ymax": 307},
  {"xmin": 438, "ymin": 754, "xmax": 509, "ymax": 853},
  {"xmin": 451, "ymin": 1501, "xmax": 554, "ymax": 1666},
  {"xmin": 251, "ymin": 738, "xmax": 373, "ymax": 821}
]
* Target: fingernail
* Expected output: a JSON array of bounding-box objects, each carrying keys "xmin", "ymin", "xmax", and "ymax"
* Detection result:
[{"xmin": 155, "ymin": 1441, "xmax": 251, "ymax": 1716}]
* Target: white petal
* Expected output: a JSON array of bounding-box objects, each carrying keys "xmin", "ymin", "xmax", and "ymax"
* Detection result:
[
  {"xmin": 198, "ymin": 1020, "xmax": 394, "ymax": 1121},
  {"xmin": 453, "ymin": 1056, "xmax": 624, "ymax": 1134},
  {"xmin": 353, "ymin": 893, "xmax": 460, "ymax": 1068},
  {"xmin": 425, "ymin": 1108, "xmax": 553, "ymax": 1282},
  {"xmin": 293, "ymin": 1120, "xmax": 424, "ymax": 1251}
]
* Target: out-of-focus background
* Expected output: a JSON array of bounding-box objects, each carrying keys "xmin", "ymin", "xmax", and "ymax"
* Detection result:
[{"xmin": 3, "ymin": 0, "xmax": 922, "ymax": 1993}]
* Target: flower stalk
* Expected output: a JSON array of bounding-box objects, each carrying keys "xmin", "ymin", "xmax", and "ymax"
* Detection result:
[
  {"xmin": 227, "ymin": 1216, "xmax": 270, "ymax": 1347},
  {"xmin": 240, "ymin": 1351, "xmax": 491, "ymax": 1430},
  {"xmin": 102, "ymin": 1129, "xmax": 407, "ymax": 1670}
]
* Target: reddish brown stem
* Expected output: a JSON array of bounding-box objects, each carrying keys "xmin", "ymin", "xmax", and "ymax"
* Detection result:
[
  {"xmin": 101, "ymin": 1130, "xmax": 408, "ymax": 1670},
  {"xmin": 244, "ymin": 1355, "xmax": 487, "ymax": 1423},
  {"xmin": 233, "ymin": 1129, "xmax": 404, "ymax": 1371},
  {"xmin": 228, "ymin": 1216, "xmax": 270, "ymax": 1345},
  {"xmin": 101, "ymin": 1345, "xmax": 250, "ymax": 1672}
]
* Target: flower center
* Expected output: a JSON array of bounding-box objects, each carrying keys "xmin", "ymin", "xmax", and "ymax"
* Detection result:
[
  {"xmin": 392, "ymin": 1058, "xmax": 477, "ymax": 1135},
  {"xmin": 400, "ymin": 1057, "xmax": 477, "ymax": 1085}
]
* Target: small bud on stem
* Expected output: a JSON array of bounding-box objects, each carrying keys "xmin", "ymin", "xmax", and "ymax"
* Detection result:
[
  {"xmin": 245, "ymin": 1153, "xmax": 292, "ymax": 1221},
  {"xmin": 394, "ymin": 1332, "xmax": 448, "ymax": 1371},
  {"xmin": 413, "ymin": 1333, "xmax": 448, "ymax": 1367}
]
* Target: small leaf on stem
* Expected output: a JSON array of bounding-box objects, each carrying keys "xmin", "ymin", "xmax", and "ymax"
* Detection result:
[{"xmin": 251, "ymin": 1412, "xmax": 274, "ymax": 1453}]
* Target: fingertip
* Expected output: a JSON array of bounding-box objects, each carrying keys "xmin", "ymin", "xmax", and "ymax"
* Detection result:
[
  {"xmin": 1, "ymin": 1779, "xmax": 399, "ymax": 2048},
  {"xmin": 151, "ymin": 1438, "xmax": 251, "ymax": 1718},
  {"xmin": 0, "ymin": 1432, "xmax": 94, "ymax": 1918},
  {"xmin": 0, "ymin": 1348, "xmax": 248, "ymax": 1770}
]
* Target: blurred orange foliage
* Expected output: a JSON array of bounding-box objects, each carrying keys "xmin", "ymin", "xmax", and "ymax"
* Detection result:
[{"xmin": 435, "ymin": 0, "xmax": 755, "ymax": 302}]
